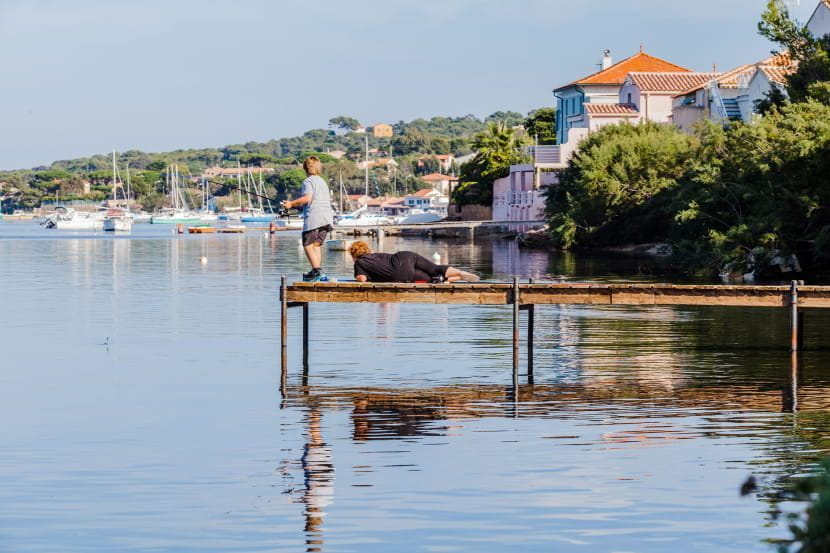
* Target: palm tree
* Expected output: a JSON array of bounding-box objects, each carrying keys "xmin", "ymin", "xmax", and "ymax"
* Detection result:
[{"xmin": 453, "ymin": 122, "xmax": 529, "ymax": 206}]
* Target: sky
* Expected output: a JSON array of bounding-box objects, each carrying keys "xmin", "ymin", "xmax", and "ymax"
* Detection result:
[{"xmin": 0, "ymin": 0, "xmax": 820, "ymax": 170}]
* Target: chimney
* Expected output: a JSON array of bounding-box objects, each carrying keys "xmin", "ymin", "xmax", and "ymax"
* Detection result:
[{"xmin": 601, "ymin": 49, "xmax": 612, "ymax": 70}]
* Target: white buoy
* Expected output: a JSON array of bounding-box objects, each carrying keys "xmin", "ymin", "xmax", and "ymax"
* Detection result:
[
  {"xmin": 200, "ymin": 256, "xmax": 208, "ymax": 264},
  {"xmin": 432, "ymin": 252, "xmax": 441, "ymax": 264}
]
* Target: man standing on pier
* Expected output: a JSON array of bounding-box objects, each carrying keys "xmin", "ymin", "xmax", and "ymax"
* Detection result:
[{"xmin": 281, "ymin": 156, "xmax": 335, "ymax": 282}]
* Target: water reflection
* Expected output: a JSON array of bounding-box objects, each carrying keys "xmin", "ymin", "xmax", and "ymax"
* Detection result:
[
  {"xmin": 299, "ymin": 407, "xmax": 334, "ymax": 552},
  {"xmin": 5, "ymin": 225, "xmax": 830, "ymax": 552}
]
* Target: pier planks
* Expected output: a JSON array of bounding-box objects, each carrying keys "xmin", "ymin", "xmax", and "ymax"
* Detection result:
[{"xmin": 287, "ymin": 282, "xmax": 830, "ymax": 308}]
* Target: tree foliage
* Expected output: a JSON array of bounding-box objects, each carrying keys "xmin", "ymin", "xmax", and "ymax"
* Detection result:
[
  {"xmin": 758, "ymin": 0, "xmax": 830, "ymax": 107},
  {"xmin": 523, "ymin": 108, "xmax": 557, "ymax": 145},
  {"xmin": 453, "ymin": 122, "xmax": 529, "ymax": 206},
  {"xmin": 328, "ymin": 115, "xmax": 360, "ymax": 131},
  {"xmin": 546, "ymin": 122, "xmax": 696, "ymax": 248}
]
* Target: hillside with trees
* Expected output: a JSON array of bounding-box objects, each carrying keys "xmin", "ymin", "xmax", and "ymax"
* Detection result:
[{"xmin": 0, "ymin": 110, "xmax": 540, "ymax": 212}]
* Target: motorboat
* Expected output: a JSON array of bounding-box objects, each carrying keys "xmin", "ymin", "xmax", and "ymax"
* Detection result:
[
  {"xmin": 396, "ymin": 210, "xmax": 443, "ymax": 224},
  {"xmin": 335, "ymin": 207, "xmax": 392, "ymax": 227},
  {"xmin": 42, "ymin": 206, "xmax": 105, "ymax": 230}
]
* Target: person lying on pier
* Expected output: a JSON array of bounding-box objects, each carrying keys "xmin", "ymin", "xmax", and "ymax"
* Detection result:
[{"xmin": 348, "ymin": 241, "xmax": 480, "ymax": 283}]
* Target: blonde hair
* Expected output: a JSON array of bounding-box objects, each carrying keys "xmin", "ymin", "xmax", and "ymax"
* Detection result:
[
  {"xmin": 349, "ymin": 240, "xmax": 372, "ymax": 260},
  {"xmin": 303, "ymin": 155, "xmax": 323, "ymax": 176}
]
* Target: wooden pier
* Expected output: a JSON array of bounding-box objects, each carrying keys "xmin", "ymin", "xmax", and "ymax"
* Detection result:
[
  {"xmin": 279, "ymin": 278, "xmax": 830, "ymax": 392},
  {"xmin": 333, "ymin": 219, "xmax": 544, "ymax": 238}
]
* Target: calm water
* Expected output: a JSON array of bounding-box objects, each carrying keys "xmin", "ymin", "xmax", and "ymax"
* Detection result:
[{"xmin": 2, "ymin": 223, "xmax": 829, "ymax": 552}]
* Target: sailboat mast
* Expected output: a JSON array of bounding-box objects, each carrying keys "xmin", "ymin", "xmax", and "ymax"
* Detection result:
[
  {"xmin": 364, "ymin": 133, "xmax": 369, "ymax": 198},
  {"xmin": 111, "ymin": 150, "xmax": 117, "ymax": 201},
  {"xmin": 237, "ymin": 161, "xmax": 243, "ymax": 210},
  {"xmin": 126, "ymin": 163, "xmax": 131, "ymax": 202}
]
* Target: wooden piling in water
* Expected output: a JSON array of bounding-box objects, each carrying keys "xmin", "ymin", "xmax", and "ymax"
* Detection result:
[
  {"xmin": 790, "ymin": 280, "xmax": 799, "ymax": 352},
  {"xmin": 512, "ymin": 277, "xmax": 519, "ymax": 389},
  {"xmin": 280, "ymin": 275, "xmax": 288, "ymax": 393},
  {"xmin": 527, "ymin": 278, "xmax": 535, "ymax": 383},
  {"xmin": 302, "ymin": 303, "xmax": 309, "ymax": 371}
]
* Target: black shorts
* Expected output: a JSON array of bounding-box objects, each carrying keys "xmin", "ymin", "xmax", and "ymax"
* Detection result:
[{"xmin": 302, "ymin": 225, "xmax": 332, "ymax": 246}]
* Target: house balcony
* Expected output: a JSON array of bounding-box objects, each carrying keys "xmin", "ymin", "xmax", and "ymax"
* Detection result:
[{"xmin": 524, "ymin": 145, "xmax": 565, "ymax": 169}]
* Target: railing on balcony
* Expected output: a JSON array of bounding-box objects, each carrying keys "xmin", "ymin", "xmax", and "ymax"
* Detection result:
[{"xmin": 523, "ymin": 145, "xmax": 562, "ymax": 166}]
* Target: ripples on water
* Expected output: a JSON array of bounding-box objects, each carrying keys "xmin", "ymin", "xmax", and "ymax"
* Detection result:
[{"xmin": 1, "ymin": 223, "xmax": 829, "ymax": 552}]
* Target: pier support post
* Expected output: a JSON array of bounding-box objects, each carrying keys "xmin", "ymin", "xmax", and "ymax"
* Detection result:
[
  {"xmin": 527, "ymin": 278, "xmax": 534, "ymax": 384},
  {"xmin": 280, "ymin": 275, "xmax": 288, "ymax": 394},
  {"xmin": 790, "ymin": 280, "xmax": 800, "ymax": 352},
  {"xmin": 512, "ymin": 276, "xmax": 520, "ymax": 389},
  {"xmin": 302, "ymin": 303, "xmax": 309, "ymax": 372}
]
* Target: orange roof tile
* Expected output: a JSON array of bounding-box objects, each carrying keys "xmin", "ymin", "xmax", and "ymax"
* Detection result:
[
  {"xmin": 557, "ymin": 51, "xmax": 691, "ymax": 90},
  {"xmin": 411, "ymin": 188, "xmax": 437, "ymax": 197},
  {"xmin": 420, "ymin": 173, "xmax": 458, "ymax": 181},
  {"xmin": 674, "ymin": 53, "xmax": 796, "ymax": 97},
  {"xmin": 759, "ymin": 65, "xmax": 793, "ymax": 84},
  {"xmin": 584, "ymin": 103, "xmax": 639, "ymax": 117},
  {"xmin": 627, "ymin": 72, "xmax": 721, "ymax": 93}
]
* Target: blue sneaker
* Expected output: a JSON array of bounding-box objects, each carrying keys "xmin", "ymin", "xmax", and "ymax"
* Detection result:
[{"xmin": 308, "ymin": 272, "xmax": 329, "ymax": 283}]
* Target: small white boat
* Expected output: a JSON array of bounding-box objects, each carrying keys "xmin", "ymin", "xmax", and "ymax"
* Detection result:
[
  {"xmin": 397, "ymin": 210, "xmax": 443, "ymax": 224},
  {"xmin": 274, "ymin": 217, "xmax": 303, "ymax": 230},
  {"xmin": 43, "ymin": 207, "xmax": 105, "ymax": 230},
  {"xmin": 103, "ymin": 209, "xmax": 132, "ymax": 232},
  {"xmin": 335, "ymin": 207, "xmax": 392, "ymax": 227}
]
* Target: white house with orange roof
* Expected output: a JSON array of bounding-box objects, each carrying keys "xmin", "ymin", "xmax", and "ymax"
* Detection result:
[
  {"xmin": 671, "ymin": 53, "xmax": 796, "ymax": 131},
  {"xmin": 419, "ymin": 173, "xmax": 458, "ymax": 196},
  {"xmin": 404, "ymin": 188, "xmax": 448, "ymax": 216},
  {"xmin": 808, "ymin": 0, "xmax": 830, "ymax": 37},
  {"xmin": 553, "ymin": 48, "xmax": 693, "ymax": 145},
  {"xmin": 575, "ymin": 71, "xmax": 721, "ymax": 134},
  {"xmin": 746, "ymin": 61, "xmax": 793, "ymax": 108}
]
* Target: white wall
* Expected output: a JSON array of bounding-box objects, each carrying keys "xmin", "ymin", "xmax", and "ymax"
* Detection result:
[
  {"xmin": 808, "ymin": 2, "xmax": 830, "ymax": 38},
  {"xmin": 619, "ymin": 80, "xmax": 641, "ymax": 108},
  {"xmin": 643, "ymin": 93, "xmax": 674, "ymax": 123},
  {"xmin": 747, "ymin": 70, "xmax": 783, "ymax": 111}
]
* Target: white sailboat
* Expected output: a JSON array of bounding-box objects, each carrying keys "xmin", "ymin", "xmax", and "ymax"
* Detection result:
[
  {"xmin": 151, "ymin": 166, "xmax": 202, "ymax": 224},
  {"xmin": 103, "ymin": 151, "xmax": 133, "ymax": 232}
]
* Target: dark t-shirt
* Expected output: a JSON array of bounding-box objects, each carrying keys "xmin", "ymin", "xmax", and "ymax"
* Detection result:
[{"xmin": 353, "ymin": 253, "xmax": 399, "ymax": 282}]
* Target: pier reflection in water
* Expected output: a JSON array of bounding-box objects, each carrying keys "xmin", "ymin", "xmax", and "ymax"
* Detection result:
[{"xmin": 1, "ymin": 223, "xmax": 830, "ymax": 552}]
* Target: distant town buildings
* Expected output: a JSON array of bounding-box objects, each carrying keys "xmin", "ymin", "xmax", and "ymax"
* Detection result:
[
  {"xmin": 419, "ymin": 173, "xmax": 458, "ymax": 196},
  {"xmin": 369, "ymin": 123, "xmax": 394, "ymax": 138},
  {"xmin": 357, "ymin": 157, "xmax": 399, "ymax": 171},
  {"xmin": 327, "ymin": 150, "xmax": 347, "ymax": 159},
  {"xmin": 418, "ymin": 154, "xmax": 456, "ymax": 173}
]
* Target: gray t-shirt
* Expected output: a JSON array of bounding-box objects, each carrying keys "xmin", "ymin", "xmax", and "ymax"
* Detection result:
[{"xmin": 301, "ymin": 175, "xmax": 334, "ymax": 232}]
